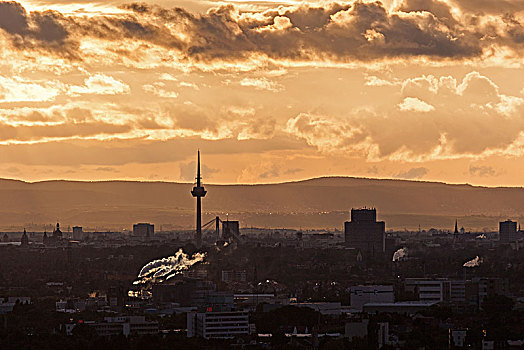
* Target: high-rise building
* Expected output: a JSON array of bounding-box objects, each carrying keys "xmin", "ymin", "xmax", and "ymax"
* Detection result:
[
  {"xmin": 72, "ymin": 226, "xmax": 83, "ymax": 240},
  {"xmin": 499, "ymin": 220, "xmax": 517, "ymax": 243},
  {"xmin": 344, "ymin": 208, "xmax": 385, "ymax": 256},
  {"xmin": 133, "ymin": 223, "xmax": 154, "ymax": 237}
]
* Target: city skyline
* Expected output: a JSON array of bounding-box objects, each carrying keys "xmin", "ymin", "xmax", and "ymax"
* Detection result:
[{"xmin": 0, "ymin": 0, "xmax": 523, "ymax": 186}]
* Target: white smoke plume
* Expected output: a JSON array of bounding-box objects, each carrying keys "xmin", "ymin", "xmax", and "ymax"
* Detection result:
[
  {"xmin": 463, "ymin": 256, "xmax": 483, "ymax": 267},
  {"xmin": 392, "ymin": 247, "xmax": 408, "ymax": 262},
  {"xmin": 133, "ymin": 248, "xmax": 206, "ymax": 285}
]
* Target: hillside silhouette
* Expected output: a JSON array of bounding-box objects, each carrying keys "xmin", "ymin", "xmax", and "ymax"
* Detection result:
[{"xmin": 1, "ymin": 177, "xmax": 522, "ymax": 231}]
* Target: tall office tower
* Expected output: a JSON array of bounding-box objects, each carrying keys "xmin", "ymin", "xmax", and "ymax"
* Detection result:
[
  {"xmin": 499, "ymin": 220, "xmax": 517, "ymax": 243},
  {"xmin": 344, "ymin": 208, "xmax": 385, "ymax": 256}
]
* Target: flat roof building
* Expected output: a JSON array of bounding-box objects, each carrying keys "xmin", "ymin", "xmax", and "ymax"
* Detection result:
[
  {"xmin": 499, "ymin": 220, "xmax": 518, "ymax": 243},
  {"xmin": 133, "ymin": 223, "xmax": 154, "ymax": 237},
  {"xmin": 344, "ymin": 208, "xmax": 385, "ymax": 256},
  {"xmin": 349, "ymin": 285, "xmax": 394, "ymax": 311},
  {"xmin": 72, "ymin": 226, "xmax": 83, "ymax": 240},
  {"xmin": 187, "ymin": 293, "xmax": 250, "ymax": 339}
]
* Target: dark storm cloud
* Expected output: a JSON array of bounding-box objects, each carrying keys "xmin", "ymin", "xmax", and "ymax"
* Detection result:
[
  {"xmin": 0, "ymin": 1, "xmax": 77, "ymax": 57},
  {"xmin": 1, "ymin": 0, "xmax": 523, "ymax": 62},
  {"xmin": 119, "ymin": 1, "xmax": 482, "ymax": 61}
]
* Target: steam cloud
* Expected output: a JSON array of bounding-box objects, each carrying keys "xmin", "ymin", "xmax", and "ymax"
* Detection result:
[
  {"xmin": 463, "ymin": 255, "xmax": 483, "ymax": 267},
  {"xmin": 133, "ymin": 248, "xmax": 206, "ymax": 285},
  {"xmin": 392, "ymin": 247, "xmax": 408, "ymax": 261}
]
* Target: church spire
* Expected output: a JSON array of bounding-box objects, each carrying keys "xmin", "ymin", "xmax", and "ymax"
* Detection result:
[
  {"xmin": 454, "ymin": 219, "xmax": 458, "ymax": 234},
  {"xmin": 21, "ymin": 229, "xmax": 29, "ymax": 247}
]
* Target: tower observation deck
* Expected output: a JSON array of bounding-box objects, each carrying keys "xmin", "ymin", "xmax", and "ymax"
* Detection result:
[{"xmin": 191, "ymin": 150, "xmax": 207, "ymax": 248}]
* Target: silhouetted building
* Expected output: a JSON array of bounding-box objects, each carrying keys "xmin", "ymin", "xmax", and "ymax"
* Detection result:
[
  {"xmin": 133, "ymin": 223, "xmax": 154, "ymax": 237},
  {"xmin": 63, "ymin": 316, "xmax": 158, "ymax": 337},
  {"xmin": 20, "ymin": 229, "xmax": 29, "ymax": 247},
  {"xmin": 344, "ymin": 208, "xmax": 385, "ymax": 256},
  {"xmin": 454, "ymin": 219, "xmax": 459, "ymax": 234},
  {"xmin": 222, "ymin": 220, "xmax": 240, "ymax": 242},
  {"xmin": 43, "ymin": 223, "xmax": 64, "ymax": 245},
  {"xmin": 499, "ymin": 220, "xmax": 517, "ymax": 243},
  {"xmin": 152, "ymin": 279, "xmax": 216, "ymax": 305},
  {"xmin": 349, "ymin": 285, "xmax": 394, "ymax": 311},
  {"xmin": 53, "ymin": 222, "xmax": 62, "ymax": 238},
  {"xmin": 72, "ymin": 226, "xmax": 83, "ymax": 240}
]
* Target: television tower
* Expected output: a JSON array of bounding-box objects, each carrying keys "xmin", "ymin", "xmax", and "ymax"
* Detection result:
[{"xmin": 191, "ymin": 150, "xmax": 206, "ymax": 248}]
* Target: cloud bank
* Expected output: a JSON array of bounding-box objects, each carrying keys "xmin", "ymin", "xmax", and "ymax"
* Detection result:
[{"xmin": 0, "ymin": 0, "xmax": 523, "ymax": 66}]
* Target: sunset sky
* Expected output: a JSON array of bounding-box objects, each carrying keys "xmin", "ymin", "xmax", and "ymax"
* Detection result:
[{"xmin": 0, "ymin": 0, "xmax": 523, "ymax": 186}]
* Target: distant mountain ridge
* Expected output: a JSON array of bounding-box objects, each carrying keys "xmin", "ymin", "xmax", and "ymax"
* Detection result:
[{"xmin": 0, "ymin": 177, "xmax": 522, "ymax": 231}]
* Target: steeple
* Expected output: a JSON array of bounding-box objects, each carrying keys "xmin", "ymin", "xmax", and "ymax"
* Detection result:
[
  {"xmin": 54, "ymin": 222, "xmax": 62, "ymax": 238},
  {"xmin": 21, "ymin": 229, "xmax": 29, "ymax": 247},
  {"xmin": 454, "ymin": 219, "xmax": 458, "ymax": 234}
]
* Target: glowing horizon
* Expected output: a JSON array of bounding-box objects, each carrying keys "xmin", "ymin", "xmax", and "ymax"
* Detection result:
[{"xmin": 0, "ymin": 0, "xmax": 523, "ymax": 186}]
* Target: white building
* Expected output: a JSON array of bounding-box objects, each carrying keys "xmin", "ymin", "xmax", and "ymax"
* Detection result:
[
  {"xmin": 349, "ymin": 285, "xmax": 394, "ymax": 311},
  {"xmin": 187, "ymin": 309, "xmax": 250, "ymax": 339}
]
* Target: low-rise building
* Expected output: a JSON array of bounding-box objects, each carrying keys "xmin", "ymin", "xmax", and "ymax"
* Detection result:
[
  {"xmin": 65, "ymin": 316, "xmax": 158, "ymax": 337},
  {"xmin": 187, "ymin": 309, "xmax": 250, "ymax": 339},
  {"xmin": 345, "ymin": 319, "xmax": 368, "ymax": 340},
  {"xmin": 133, "ymin": 223, "xmax": 154, "ymax": 237},
  {"xmin": 363, "ymin": 301, "xmax": 437, "ymax": 315},
  {"xmin": 405, "ymin": 278, "xmax": 466, "ymax": 303},
  {"xmin": 349, "ymin": 285, "xmax": 394, "ymax": 311}
]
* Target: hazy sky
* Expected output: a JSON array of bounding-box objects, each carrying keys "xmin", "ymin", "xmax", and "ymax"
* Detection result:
[{"xmin": 0, "ymin": 0, "xmax": 523, "ymax": 185}]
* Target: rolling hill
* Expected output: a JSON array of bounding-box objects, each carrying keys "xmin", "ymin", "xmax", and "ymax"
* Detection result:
[{"xmin": 0, "ymin": 177, "xmax": 522, "ymax": 231}]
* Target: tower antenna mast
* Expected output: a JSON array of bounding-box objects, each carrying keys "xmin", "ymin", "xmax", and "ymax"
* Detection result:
[{"xmin": 191, "ymin": 150, "xmax": 207, "ymax": 248}]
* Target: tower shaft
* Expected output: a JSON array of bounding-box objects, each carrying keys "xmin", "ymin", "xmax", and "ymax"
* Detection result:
[
  {"xmin": 196, "ymin": 197, "xmax": 202, "ymax": 248},
  {"xmin": 191, "ymin": 150, "xmax": 206, "ymax": 249}
]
